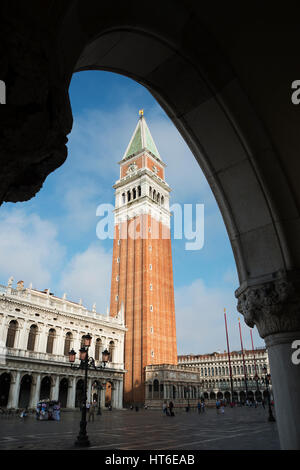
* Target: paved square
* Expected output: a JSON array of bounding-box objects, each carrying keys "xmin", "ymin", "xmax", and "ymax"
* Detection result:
[{"xmin": 0, "ymin": 406, "xmax": 280, "ymax": 450}]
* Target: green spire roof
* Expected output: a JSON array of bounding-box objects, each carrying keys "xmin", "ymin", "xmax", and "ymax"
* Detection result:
[{"xmin": 123, "ymin": 113, "xmax": 161, "ymax": 161}]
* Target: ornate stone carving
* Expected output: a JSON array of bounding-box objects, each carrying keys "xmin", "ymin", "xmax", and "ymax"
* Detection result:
[{"xmin": 236, "ymin": 273, "xmax": 300, "ymax": 338}]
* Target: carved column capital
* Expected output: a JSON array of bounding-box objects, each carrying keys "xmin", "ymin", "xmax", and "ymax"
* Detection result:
[{"xmin": 235, "ymin": 271, "xmax": 300, "ymax": 338}]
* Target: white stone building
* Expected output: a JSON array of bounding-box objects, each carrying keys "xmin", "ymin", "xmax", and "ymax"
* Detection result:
[
  {"xmin": 144, "ymin": 348, "xmax": 272, "ymax": 409},
  {"xmin": 178, "ymin": 349, "xmax": 272, "ymax": 403},
  {"xmin": 0, "ymin": 278, "xmax": 126, "ymax": 410}
]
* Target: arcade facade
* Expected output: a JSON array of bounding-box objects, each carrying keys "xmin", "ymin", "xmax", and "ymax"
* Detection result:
[{"xmin": 0, "ymin": 278, "xmax": 125, "ymax": 410}]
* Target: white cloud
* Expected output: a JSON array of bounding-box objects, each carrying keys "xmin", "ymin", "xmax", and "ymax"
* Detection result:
[
  {"xmin": 0, "ymin": 209, "xmax": 65, "ymax": 289},
  {"xmin": 175, "ymin": 278, "xmax": 265, "ymax": 355},
  {"xmin": 58, "ymin": 242, "xmax": 112, "ymax": 312}
]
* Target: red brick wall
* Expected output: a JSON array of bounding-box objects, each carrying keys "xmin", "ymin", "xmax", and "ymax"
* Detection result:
[{"xmin": 109, "ymin": 214, "xmax": 177, "ymax": 405}]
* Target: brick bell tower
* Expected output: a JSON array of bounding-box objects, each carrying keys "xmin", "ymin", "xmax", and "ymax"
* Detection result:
[{"xmin": 109, "ymin": 110, "xmax": 177, "ymax": 406}]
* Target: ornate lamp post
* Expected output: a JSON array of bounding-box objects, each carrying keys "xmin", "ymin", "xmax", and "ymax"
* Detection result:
[
  {"xmin": 262, "ymin": 366, "xmax": 276, "ymax": 422},
  {"xmin": 68, "ymin": 334, "xmax": 110, "ymax": 447},
  {"xmin": 253, "ymin": 373, "xmax": 260, "ymax": 402}
]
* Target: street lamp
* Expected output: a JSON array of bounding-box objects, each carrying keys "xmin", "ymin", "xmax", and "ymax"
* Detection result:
[
  {"xmin": 68, "ymin": 334, "xmax": 110, "ymax": 447},
  {"xmin": 262, "ymin": 366, "xmax": 276, "ymax": 422},
  {"xmin": 253, "ymin": 373, "xmax": 260, "ymax": 402}
]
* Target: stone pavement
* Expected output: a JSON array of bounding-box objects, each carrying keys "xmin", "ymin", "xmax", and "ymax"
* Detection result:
[{"xmin": 0, "ymin": 406, "xmax": 280, "ymax": 450}]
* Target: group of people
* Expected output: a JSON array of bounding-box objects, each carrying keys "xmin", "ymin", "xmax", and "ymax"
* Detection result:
[
  {"xmin": 162, "ymin": 401, "xmax": 175, "ymax": 416},
  {"xmin": 197, "ymin": 401, "xmax": 205, "ymax": 413},
  {"xmin": 215, "ymin": 399, "xmax": 225, "ymax": 414},
  {"xmin": 36, "ymin": 400, "xmax": 61, "ymax": 421}
]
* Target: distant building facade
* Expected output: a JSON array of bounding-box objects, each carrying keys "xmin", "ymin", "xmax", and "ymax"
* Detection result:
[
  {"xmin": 178, "ymin": 349, "xmax": 271, "ymax": 403},
  {"xmin": 0, "ymin": 278, "xmax": 126, "ymax": 410}
]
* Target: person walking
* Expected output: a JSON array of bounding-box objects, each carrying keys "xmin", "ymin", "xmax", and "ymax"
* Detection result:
[
  {"xmin": 169, "ymin": 401, "xmax": 175, "ymax": 417},
  {"xmin": 216, "ymin": 399, "xmax": 220, "ymax": 414},
  {"xmin": 197, "ymin": 401, "xmax": 201, "ymax": 414},
  {"xmin": 88, "ymin": 401, "xmax": 96, "ymax": 422},
  {"xmin": 201, "ymin": 401, "xmax": 205, "ymax": 413},
  {"xmin": 163, "ymin": 401, "xmax": 168, "ymax": 416}
]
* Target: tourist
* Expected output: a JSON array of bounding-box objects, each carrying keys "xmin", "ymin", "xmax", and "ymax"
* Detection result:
[
  {"xmin": 162, "ymin": 401, "xmax": 168, "ymax": 415},
  {"xmin": 201, "ymin": 401, "xmax": 205, "ymax": 413},
  {"xmin": 169, "ymin": 401, "xmax": 175, "ymax": 417},
  {"xmin": 197, "ymin": 401, "xmax": 201, "ymax": 414},
  {"xmin": 88, "ymin": 401, "xmax": 96, "ymax": 422},
  {"xmin": 216, "ymin": 399, "xmax": 221, "ymax": 414}
]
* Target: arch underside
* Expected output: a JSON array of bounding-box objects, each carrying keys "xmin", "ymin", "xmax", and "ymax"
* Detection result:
[{"xmin": 1, "ymin": 2, "xmax": 300, "ymax": 336}]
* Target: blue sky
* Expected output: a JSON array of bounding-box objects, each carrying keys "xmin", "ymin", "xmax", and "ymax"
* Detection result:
[{"xmin": 0, "ymin": 70, "xmax": 265, "ymax": 354}]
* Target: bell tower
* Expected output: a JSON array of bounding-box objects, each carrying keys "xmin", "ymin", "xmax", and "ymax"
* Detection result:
[{"xmin": 109, "ymin": 110, "xmax": 177, "ymax": 406}]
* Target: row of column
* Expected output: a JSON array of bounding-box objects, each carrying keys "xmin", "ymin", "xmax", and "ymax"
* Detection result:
[{"xmin": 5, "ymin": 371, "xmax": 124, "ymax": 409}]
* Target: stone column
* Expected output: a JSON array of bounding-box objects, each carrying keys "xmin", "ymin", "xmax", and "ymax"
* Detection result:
[
  {"xmin": 50, "ymin": 375, "xmax": 59, "ymax": 401},
  {"xmin": 7, "ymin": 371, "xmax": 21, "ymax": 409},
  {"xmin": 67, "ymin": 376, "xmax": 76, "ymax": 408},
  {"xmin": 111, "ymin": 381, "xmax": 117, "ymax": 408},
  {"xmin": 118, "ymin": 380, "xmax": 123, "ymax": 409},
  {"xmin": 29, "ymin": 374, "xmax": 41, "ymax": 408},
  {"xmin": 101, "ymin": 382, "xmax": 106, "ymax": 409},
  {"xmin": 236, "ymin": 274, "xmax": 300, "ymax": 450}
]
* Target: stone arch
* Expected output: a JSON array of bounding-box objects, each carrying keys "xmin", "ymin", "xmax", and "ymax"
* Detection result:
[
  {"xmin": 108, "ymin": 340, "xmax": 115, "ymax": 363},
  {"xmin": 64, "ymin": 331, "xmax": 73, "ymax": 356},
  {"xmin": 6, "ymin": 320, "xmax": 18, "ymax": 348},
  {"xmin": 18, "ymin": 374, "xmax": 32, "ymax": 408},
  {"xmin": 94, "ymin": 338, "xmax": 102, "ymax": 361},
  {"xmin": 3, "ymin": 3, "xmax": 300, "ymax": 449},
  {"xmin": 105, "ymin": 381, "xmax": 113, "ymax": 407},
  {"xmin": 0, "ymin": 372, "xmax": 11, "ymax": 407},
  {"xmin": 40, "ymin": 376, "xmax": 51, "ymax": 401},
  {"xmin": 46, "ymin": 328, "xmax": 56, "ymax": 354},
  {"xmin": 27, "ymin": 324, "xmax": 38, "ymax": 351},
  {"xmin": 75, "ymin": 379, "xmax": 85, "ymax": 408},
  {"xmin": 58, "ymin": 378, "xmax": 69, "ymax": 407}
]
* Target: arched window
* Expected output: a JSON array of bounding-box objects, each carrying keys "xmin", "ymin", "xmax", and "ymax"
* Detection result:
[
  {"xmin": 149, "ymin": 186, "xmax": 152, "ymax": 198},
  {"xmin": 127, "ymin": 190, "xmax": 131, "ymax": 202},
  {"xmin": 122, "ymin": 193, "xmax": 125, "ymax": 204},
  {"xmin": 95, "ymin": 338, "xmax": 102, "ymax": 361},
  {"xmin": 27, "ymin": 325, "xmax": 38, "ymax": 351},
  {"xmin": 80, "ymin": 336, "xmax": 86, "ymax": 348},
  {"xmin": 138, "ymin": 186, "xmax": 141, "ymax": 197},
  {"xmin": 6, "ymin": 320, "xmax": 18, "ymax": 348},
  {"xmin": 161, "ymin": 195, "xmax": 164, "ymax": 206},
  {"xmin": 46, "ymin": 328, "xmax": 55, "ymax": 354},
  {"xmin": 64, "ymin": 332, "xmax": 72, "ymax": 356},
  {"xmin": 132, "ymin": 187, "xmax": 136, "ymax": 199},
  {"xmin": 153, "ymin": 189, "xmax": 156, "ymax": 200},
  {"xmin": 109, "ymin": 340, "xmax": 115, "ymax": 362},
  {"xmin": 157, "ymin": 192, "xmax": 160, "ymax": 203}
]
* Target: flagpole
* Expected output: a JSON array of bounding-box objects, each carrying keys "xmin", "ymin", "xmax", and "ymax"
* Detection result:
[
  {"xmin": 224, "ymin": 308, "xmax": 234, "ymax": 404},
  {"xmin": 238, "ymin": 317, "xmax": 249, "ymax": 403}
]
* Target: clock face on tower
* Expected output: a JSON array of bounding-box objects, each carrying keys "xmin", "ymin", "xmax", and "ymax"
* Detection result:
[{"xmin": 126, "ymin": 162, "xmax": 138, "ymax": 175}]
